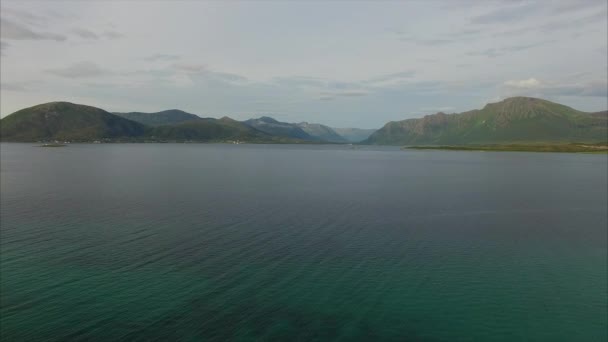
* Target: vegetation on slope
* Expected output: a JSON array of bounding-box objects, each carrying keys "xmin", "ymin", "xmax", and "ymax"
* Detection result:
[
  {"xmin": 3, "ymin": 97, "xmax": 606, "ymax": 146},
  {"xmin": 0, "ymin": 102, "xmax": 146, "ymax": 142},
  {"xmin": 114, "ymin": 110, "xmax": 203, "ymax": 126},
  {"xmin": 364, "ymin": 97, "xmax": 607, "ymax": 145},
  {"xmin": 147, "ymin": 117, "xmax": 291, "ymax": 142}
]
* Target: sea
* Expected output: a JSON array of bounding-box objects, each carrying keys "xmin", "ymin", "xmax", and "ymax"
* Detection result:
[{"xmin": 1, "ymin": 143, "xmax": 606, "ymax": 341}]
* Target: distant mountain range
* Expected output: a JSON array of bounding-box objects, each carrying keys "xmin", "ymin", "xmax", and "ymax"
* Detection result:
[
  {"xmin": 244, "ymin": 116, "xmax": 315, "ymax": 141},
  {"xmin": 332, "ymin": 127, "xmax": 378, "ymax": 143},
  {"xmin": 364, "ymin": 97, "xmax": 607, "ymax": 145},
  {"xmin": 0, "ymin": 102, "xmax": 376, "ymax": 143},
  {"xmin": 297, "ymin": 122, "xmax": 348, "ymax": 143},
  {"xmin": 1, "ymin": 97, "xmax": 605, "ymax": 144}
]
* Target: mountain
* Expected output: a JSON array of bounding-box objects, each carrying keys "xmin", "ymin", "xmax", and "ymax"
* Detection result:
[
  {"xmin": 591, "ymin": 111, "xmax": 608, "ymax": 118},
  {"xmin": 244, "ymin": 117, "xmax": 366, "ymax": 142},
  {"xmin": 243, "ymin": 116, "xmax": 314, "ymax": 140},
  {"xmin": 296, "ymin": 122, "xmax": 346, "ymax": 142},
  {"xmin": 114, "ymin": 109, "xmax": 202, "ymax": 126},
  {"xmin": 148, "ymin": 117, "xmax": 282, "ymax": 142},
  {"xmin": 331, "ymin": 127, "xmax": 377, "ymax": 143},
  {"xmin": 364, "ymin": 97, "xmax": 608, "ymax": 145},
  {"xmin": 0, "ymin": 102, "xmax": 146, "ymax": 142},
  {"xmin": 5, "ymin": 97, "xmax": 602, "ymax": 145},
  {"xmin": 0, "ymin": 102, "xmax": 306, "ymax": 143}
]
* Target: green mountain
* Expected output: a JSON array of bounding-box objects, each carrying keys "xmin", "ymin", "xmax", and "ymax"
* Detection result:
[
  {"xmin": 296, "ymin": 122, "xmax": 346, "ymax": 142},
  {"xmin": 4, "ymin": 97, "xmax": 603, "ymax": 145},
  {"xmin": 114, "ymin": 109, "xmax": 202, "ymax": 126},
  {"xmin": 0, "ymin": 102, "xmax": 304, "ymax": 143},
  {"xmin": 331, "ymin": 127, "xmax": 377, "ymax": 143},
  {"xmin": 0, "ymin": 102, "xmax": 146, "ymax": 142},
  {"xmin": 364, "ymin": 97, "xmax": 608, "ymax": 145},
  {"xmin": 244, "ymin": 116, "xmax": 315, "ymax": 140}
]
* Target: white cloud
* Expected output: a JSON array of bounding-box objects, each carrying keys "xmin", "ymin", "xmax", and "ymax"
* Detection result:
[
  {"xmin": 503, "ymin": 78, "xmax": 607, "ymax": 98},
  {"xmin": 0, "ymin": 19, "xmax": 66, "ymax": 41},
  {"xmin": 71, "ymin": 28, "xmax": 99, "ymax": 39},
  {"xmin": 173, "ymin": 63, "xmax": 206, "ymax": 74},
  {"xmin": 504, "ymin": 78, "xmax": 542, "ymax": 88},
  {"xmin": 1, "ymin": 0, "xmax": 606, "ymax": 126},
  {"xmin": 46, "ymin": 61, "xmax": 111, "ymax": 78}
]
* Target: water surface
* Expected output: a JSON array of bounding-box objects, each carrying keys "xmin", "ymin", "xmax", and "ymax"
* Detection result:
[{"xmin": 1, "ymin": 143, "xmax": 606, "ymax": 341}]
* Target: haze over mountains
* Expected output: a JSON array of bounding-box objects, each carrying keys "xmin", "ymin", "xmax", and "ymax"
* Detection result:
[{"xmin": 1, "ymin": 97, "xmax": 606, "ymax": 145}]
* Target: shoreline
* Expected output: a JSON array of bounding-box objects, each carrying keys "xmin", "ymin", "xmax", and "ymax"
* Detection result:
[{"xmin": 404, "ymin": 144, "xmax": 608, "ymax": 154}]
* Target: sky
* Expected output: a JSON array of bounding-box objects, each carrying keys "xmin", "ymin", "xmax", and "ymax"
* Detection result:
[{"xmin": 1, "ymin": 0, "xmax": 607, "ymax": 128}]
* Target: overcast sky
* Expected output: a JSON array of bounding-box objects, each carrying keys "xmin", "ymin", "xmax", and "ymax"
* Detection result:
[{"xmin": 1, "ymin": 0, "xmax": 607, "ymax": 128}]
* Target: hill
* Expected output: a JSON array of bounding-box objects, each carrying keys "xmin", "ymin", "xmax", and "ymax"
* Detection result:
[
  {"xmin": 114, "ymin": 109, "xmax": 202, "ymax": 126},
  {"xmin": 0, "ymin": 102, "xmax": 307, "ymax": 143},
  {"xmin": 364, "ymin": 97, "xmax": 608, "ymax": 145},
  {"xmin": 0, "ymin": 102, "xmax": 146, "ymax": 142},
  {"xmin": 244, "ymin": 116, "xmax": 315, "ymax": 140}
]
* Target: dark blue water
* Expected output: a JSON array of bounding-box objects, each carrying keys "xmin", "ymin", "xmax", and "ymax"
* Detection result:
[{"xmin": 1, "ymin": 143, "xmax": 607, "ymax": 341}]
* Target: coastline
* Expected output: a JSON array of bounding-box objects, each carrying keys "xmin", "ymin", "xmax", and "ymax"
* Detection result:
[{"xmin": 404, "ymin": 143, "xmax": 608, "ymax": 154}]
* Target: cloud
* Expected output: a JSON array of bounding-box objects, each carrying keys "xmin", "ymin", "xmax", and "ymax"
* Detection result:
[
  {"xmin": 0, "ymin": 19, "xmax": 66, "ymax": 41},
  {"xmin": 173, "ymin": 63, "xmax": 206, "ymax": 73},
  {"xmin": 552, "ymin": 0, "xmax": 608, "ymax": 14},
  {"xmin": 69, "ymin": 27, "xmax": 124, "ymax": 40},
  {"xmin": 503, "ymin": 78, "xmax": 608, "ymax": 98},
  {"xmin": 397, "ymin": 34, "xmax": 454, "ymax": 47},
  {"xmin": 1, "ymin": 7, "xmax": 47, "ymax": 26},
  {"xmin": 0, "ymin": 41, "xmax": 8, "ymax": 55},
  {"xmin": 71, "ymin": 28, "xmax": 99, "ymax": 39},
  {"xmin": 102, "ymin": 31, "xmax": 124, "ymax": 39},
  {"xmin": 579, "ymin": 80, "xmax": 608, "ymax": 97},
  {"xmin": 363, "ymin": 71, "xmax": 416, "ymax": 87},
  {"xmin": 144, "ymin": 53, "xmax": 181, "ymax": 62},
  {"xmin": 46, "ymin": 61, "xmax": 111, "ymax": 78},
  {"xmin": 447, "ymin": 28, "xmax": 484, "ymax": 37},
  {"xmin": 0, "ymin": 82, "xmax": 27, "ymax": 91},
  {"xmin": 273, "ymin": 76, "xmax": 328, "ymax": 88},
  {"xmin": 494, "ymin": 8, "xmax": 607, "ymax": 36},
  {"xmin": 319, "ymin": 90, "xmax": 369, "ymax": 101},
  {"xmin": 538, "ymin": 9, "xmax": 607, "ymax": 32},
  {"xmin": 467, "ymin": 41, "xmax": 554, "ymax": 58},
  {"xmin": 470, "ymin": 3, "xmax": 539, "ymax": 25},
  {"xmin": 467, "ymin": 48, "xmax": 501, "ymax": 58},
  {"xmin": 417, "ymin": 39, "xmax": 452, "ymax": 46},
  {"xmin": 419, "ymin": 106, "xmax": 455, "ymax": 113},
  {"xmin": 205, "ymin": 71, "xmax": 248, "ymax": 83},
  {"xmin": 167, "ymin": 63, "xmax": 249, "ymax": 85},
  {"xmin": 504, "ymin": 78, "xmax": 541, "ymax": 88}
]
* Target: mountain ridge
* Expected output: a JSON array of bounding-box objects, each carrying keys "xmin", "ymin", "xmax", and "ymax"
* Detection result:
[
  {"xmin": 243, "ymin": 117, "xmax": 315, "ymax": 140},
  {"xmin": 2, "ymin": 97, "xmax": 606, "ymax": 144},
  {"xmin": 114, "ymin": 109, "xmax": 203, "ymax": 126},
  {"xmin": 0, "ymin": 102, "xmax": 146, "ymax": 142},
  {"xmin": 364, "ymin": 97, "xmax": 607, "ymax": 145}
]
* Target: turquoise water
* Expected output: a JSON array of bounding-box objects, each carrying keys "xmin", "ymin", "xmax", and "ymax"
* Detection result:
[{"xmin": 1, "ymin": 143, "xmax": 606, "ymax": 341}]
